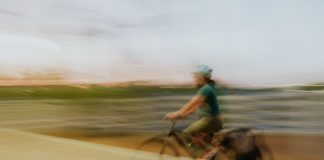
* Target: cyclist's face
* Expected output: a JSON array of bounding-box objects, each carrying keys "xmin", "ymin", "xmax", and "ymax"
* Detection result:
[{"xmin": 193, "ymin": 74, "xmax": 206, "ymax": 87}]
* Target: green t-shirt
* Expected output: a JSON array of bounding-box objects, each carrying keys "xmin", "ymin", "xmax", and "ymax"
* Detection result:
[{"xmin": 196, "ymin": 83, "xmax": 220, "ymax": 118}]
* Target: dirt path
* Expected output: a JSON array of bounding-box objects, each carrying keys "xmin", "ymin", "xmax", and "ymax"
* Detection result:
[{"xmin": 1, "ymin": 128, "xmax": 184, "ymax": 160}]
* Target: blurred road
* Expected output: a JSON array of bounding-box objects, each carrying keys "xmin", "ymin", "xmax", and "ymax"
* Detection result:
[{"xmin": 0, "ymin": 128, "xmax": 188, "ymax": 160}]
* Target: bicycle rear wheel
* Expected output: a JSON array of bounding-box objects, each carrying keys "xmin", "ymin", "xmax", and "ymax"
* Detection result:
[{"xmin": 214, "ymin": 128, "xmax": 274, "ymax": 160}]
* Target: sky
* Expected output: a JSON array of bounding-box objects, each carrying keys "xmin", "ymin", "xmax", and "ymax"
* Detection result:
[{"xmin": 0, "ymin": 0, "xmax": 323, "ymax": 86}]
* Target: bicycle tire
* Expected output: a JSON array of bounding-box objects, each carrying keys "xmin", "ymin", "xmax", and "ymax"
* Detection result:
[{"xmin": 131, "ymin": 134, "xmax": 185, "ymax": 160}]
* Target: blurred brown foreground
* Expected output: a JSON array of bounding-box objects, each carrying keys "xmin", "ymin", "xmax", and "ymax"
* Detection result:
[
  {"xmin": 2, "ymin": 126, "xmax": 323, "ymax": 160},
  {"xmin": 40, "ymin": 130, "xmax": 324, "ymax": 160}
]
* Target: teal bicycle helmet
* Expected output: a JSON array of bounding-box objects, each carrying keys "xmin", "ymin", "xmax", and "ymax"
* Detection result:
[{"xmin": 193, "ymin": 65, "xmax": 213, "ymax": 78}]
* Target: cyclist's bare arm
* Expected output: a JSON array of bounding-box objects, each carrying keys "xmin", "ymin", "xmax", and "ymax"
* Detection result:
[
  {"xmin": 166, "ymin": 96, "xmax": 205, "ymax": 120},
  {"xmin": 179, "ymin": 96, "xmax": 205, "ymax": 116}
]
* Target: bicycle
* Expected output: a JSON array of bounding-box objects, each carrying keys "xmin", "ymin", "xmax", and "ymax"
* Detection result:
[{"xmin": 132, "ymin": 120, "xmax": 274, "ymax": 160}]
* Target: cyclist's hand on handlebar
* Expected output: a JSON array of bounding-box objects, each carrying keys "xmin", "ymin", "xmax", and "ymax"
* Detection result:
[{"xmin": 165, "ymin": 112, "xmax": 179, "ymax": 120}]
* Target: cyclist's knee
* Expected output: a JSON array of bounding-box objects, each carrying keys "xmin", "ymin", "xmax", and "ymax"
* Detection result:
[{"xmin": 183, "ymin": 129, "xmax": 193, "ymax": 140}]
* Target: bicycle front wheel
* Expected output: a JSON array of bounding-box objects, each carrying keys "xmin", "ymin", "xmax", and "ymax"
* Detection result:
[{"xmin": 131, "ymin": 134, "xmax": 189, "ymax": 160}]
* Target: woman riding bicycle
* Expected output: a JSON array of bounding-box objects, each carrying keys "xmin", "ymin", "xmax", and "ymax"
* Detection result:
[
  {"xmin": 166, "ymin": 65, "xmax": 223, "ymax": 141},
  {"xmin": 145, "ymin": 65, "xmax": 271, "ymax": 160}
]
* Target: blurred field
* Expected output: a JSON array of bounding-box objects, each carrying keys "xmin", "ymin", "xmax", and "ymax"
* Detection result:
[
  {"xmin": 0, "ymin": 84, "xmax": 323, "ymax": 159},
  {"xmin": 0, "ymin": 84, "xmax": 322, "ymax": 134}
]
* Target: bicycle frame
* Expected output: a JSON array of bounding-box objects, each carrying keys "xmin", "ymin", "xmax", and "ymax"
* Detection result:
[{"xmin": 134, "ymin": 120, "xmax": 274, "ymax": 160}]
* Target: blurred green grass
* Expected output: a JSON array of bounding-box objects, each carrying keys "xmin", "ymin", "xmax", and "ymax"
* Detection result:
[
  {"xmin": 0, "ymin": 85, "xmax": 196, "ymax": 99},
  {"xmin": 297, "ymin": 84, "xmax": 324, "ymax": 91},
  {"xmin": 0, "ymin": 83, "xmax": 321, "ymax": 99}
]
